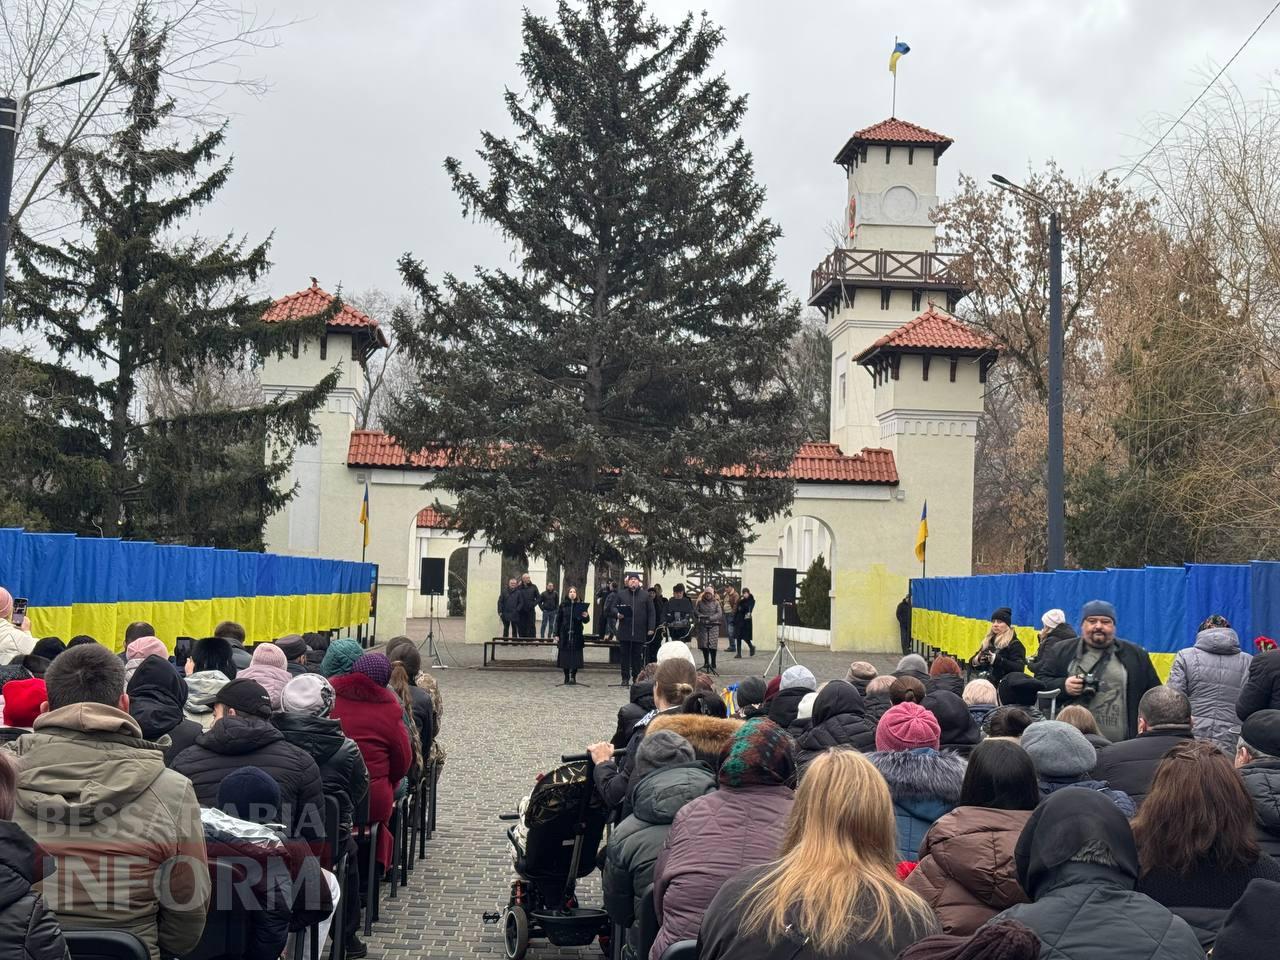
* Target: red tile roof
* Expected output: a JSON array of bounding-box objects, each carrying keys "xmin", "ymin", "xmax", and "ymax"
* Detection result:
[
  {"xmin": 851, "ymin": 118, "xmax": 953, "ymax": 145},
  {"xmin": 416, "ymin": 507, "xmax": 456, "ymax": 529},
  {"xmin": 835, "ymin": 117, "xmax": 953, "ymax": 164},
  {"xmin": 788, "ymin": 443, "xmax": 898, "ymax": 484},
  {"xmin": 350, "ymin": 432, "xmax": 896, "ymax": 485},
  {"xmin": 262, "ymin": 279, "xmax": 389, "ymax": 347},
  {"xmin": 856, "ymin": 306, "xmax": 994, "ymax": 362},
  {"xmin": 348, "ymin": 430, "xmax": 453, "ymax": 468}
]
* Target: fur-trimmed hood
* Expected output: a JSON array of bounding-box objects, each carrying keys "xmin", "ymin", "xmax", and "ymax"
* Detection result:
[
  {"xmin": 868, "ymin": 747, "xmax": 967, "ymax": 807},
  {"xmin": 647, "ymin": 713, "xmax": 742, "ymax": 769}
]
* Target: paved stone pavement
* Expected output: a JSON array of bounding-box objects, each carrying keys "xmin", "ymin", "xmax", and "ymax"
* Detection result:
[{"xmin": 366, "ymin": 634, "xmax": 901, "ymax": 959}]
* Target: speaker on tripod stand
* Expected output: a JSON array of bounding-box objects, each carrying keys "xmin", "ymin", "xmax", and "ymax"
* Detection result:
[
  {"xmin": 420, "ymin": 558, "xmax": 447, "ymax": 668},
  {"xmin": 765, "ymin": 567, "xmax": 801, "ymax": 677}
]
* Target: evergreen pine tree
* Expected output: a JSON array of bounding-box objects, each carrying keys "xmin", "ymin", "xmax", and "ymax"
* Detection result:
[
  {"xmin": 8, "ymin": 13, "xmax": 336, "ymax": 547},
  {"xmin": 388, "ymin": 0, "xmax": 802, "ymax": 588},
  {"xmin": 797, "ymin": 554, "xmax": 831, "ymax": 629}
]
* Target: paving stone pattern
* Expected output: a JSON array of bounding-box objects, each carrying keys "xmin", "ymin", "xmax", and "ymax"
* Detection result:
[{"xmin": 367, "ymin": 632, "xmax": 900, "ymax": 960}]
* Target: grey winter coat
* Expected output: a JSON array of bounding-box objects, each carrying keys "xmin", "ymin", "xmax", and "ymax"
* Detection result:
[
  {"xmin": 1240, "ymin": 759, "xmax": 1280, "ymax": 857},
  {"xmin": 603, "ymin": 763, "xmax": 716, "ymax": 958},
  {"xmin": 867, "ymin": 748, "xmax": 967, "ymax": 861},
  {"xmin": 1167, "ymin": 627, "xmax": 1251, "ymax": 752},
  {"xmin": 990, "ymin": 863, "xmax": 1204, "ymax": 960}
]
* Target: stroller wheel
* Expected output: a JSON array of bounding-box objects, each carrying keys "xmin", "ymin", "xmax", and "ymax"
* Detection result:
[{"xmin": 503, "ymin": 905, "xmax": 529, "ymax": 960}]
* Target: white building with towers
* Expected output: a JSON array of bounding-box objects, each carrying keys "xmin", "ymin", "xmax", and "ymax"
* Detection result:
[{"xmin": 259, "ymin": 117, "xmax": 996, "ymax": 653}]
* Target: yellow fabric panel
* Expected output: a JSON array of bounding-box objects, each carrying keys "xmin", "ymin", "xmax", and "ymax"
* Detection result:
[
  {"xmin": 149, "ymin": 600, "xmax": 186, "ymax": 649},
  {"xmin": 250, "ymin": 597, "xmax": 275, "ymax": 643},
  {"xmin": 1016, "ymin": 625, "xmax": 1041, "ymax": 659},
  {"xmin": 114, "ymin": 602, "xmax": 156, "ymax": 652},
  {"xmin": 1150, "ymin": 652, "xmax": 1175, "ymax": 683},
  {"xmin": 231, "ymin": 596, "xmax": 255, "ymax": 643},
  {"xmin": 27, "ymin": 605, "xmax": 72, "ymax": 643},
  {"xmin": 70, "ymin": 602, "xmax": 120, "ymax": 647},
  {"xmin": 183, "ymin": 599, "xmax": 213, "ymax": 641}
]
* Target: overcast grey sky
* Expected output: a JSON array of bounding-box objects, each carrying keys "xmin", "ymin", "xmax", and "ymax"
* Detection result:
[{"xmin": 195, "ymin": 0, "xmax": 1280, "ymax": 311}]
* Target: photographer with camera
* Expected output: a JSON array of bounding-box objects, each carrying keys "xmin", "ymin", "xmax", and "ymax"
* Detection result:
[{"xmin": 1036, "ymin": 600, "xmax": 1162, "ymax": 742}]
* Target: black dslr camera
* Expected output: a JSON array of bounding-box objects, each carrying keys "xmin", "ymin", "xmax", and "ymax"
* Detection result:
[{"xmin": 1076, "ymin": 671, "xmax": 1101, "ymax": 699}]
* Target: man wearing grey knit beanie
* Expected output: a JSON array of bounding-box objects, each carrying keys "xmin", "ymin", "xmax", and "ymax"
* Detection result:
[{"xmin": 1032, "ymin": 599, "xmax": 1162, "ymax": 742}]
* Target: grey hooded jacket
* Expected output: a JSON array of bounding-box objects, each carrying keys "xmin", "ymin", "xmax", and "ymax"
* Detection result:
[
  {"xmin": 603, "ymin": 762, "xmax": 716, "ymax": 957},
  {"xmin": 1168, "ymin": 627, "xmax": 1251, "ymax": 752}
]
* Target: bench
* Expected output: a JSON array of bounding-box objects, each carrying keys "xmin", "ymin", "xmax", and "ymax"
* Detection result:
[{"xmin": 483, "ymin": 635, "xmax": 620, "ymax": 667}]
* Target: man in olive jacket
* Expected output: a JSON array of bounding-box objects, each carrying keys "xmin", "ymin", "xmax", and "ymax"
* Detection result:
[{"xmin": 4, "ymin": 643, "xmax": 210, "ymax": 960}]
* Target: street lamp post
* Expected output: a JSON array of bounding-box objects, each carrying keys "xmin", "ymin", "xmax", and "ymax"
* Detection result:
[
  {"xmin": 0, "ymin": 71, "xmax": 100, "ymax": 316},
  {"xmin": 991, "ymin": 174, "xmax": 1065, "ymax": 571}
]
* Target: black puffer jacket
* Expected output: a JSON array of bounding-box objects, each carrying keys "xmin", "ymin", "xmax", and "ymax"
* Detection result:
[
  {"xmin": 795, "ymin": 681, "xmax": 876, "ymax": 773},
  {"xmin": 172, "ymin": 715, "xmax": 325, "ymax": 845},
  {"xmin": 1237, "ymin": 650, "xmax": 1280, "ymax": 721},
  {"xmin": 1240, "ymin": 759, "xmax": 1280, "ymax": 856},
  {"xmin": 612, "ymin": 681, "xmax": 655, "ymax": 749},
  {"xmin": 0, "ymin": 821, "xmax": 66, "ymax": 960},
  {"xmin": 766, "ymin": 686, "xmax": 812, "ymax": 733},
  {"xmin": 1090, "ymin": 729, "xmax": 1193, "ymax": 808},
  {"xmin": 272, "ymin": 713, "xmax": 369, "ymax": 844},
  {"xmin": 126, "ymin": 655, "xmax": 203, "ymax": 766},
  {"xmin": 406, "ymin": 683, "xmax": 435, "ymax": 758}
]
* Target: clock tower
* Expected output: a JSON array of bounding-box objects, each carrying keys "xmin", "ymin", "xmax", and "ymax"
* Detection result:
[{"xmin": 810, "ymin": 118, "xmax": 968, "ymax": 453}]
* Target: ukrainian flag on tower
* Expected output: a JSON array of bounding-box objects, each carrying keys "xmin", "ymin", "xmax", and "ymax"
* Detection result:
[
  {"xmin": 889, "ymin": 40, "xmax": 910, "ymax": 74},
  {"xmin": 359, "ymin": 481, "xmax": 370, "ymax": 549}
]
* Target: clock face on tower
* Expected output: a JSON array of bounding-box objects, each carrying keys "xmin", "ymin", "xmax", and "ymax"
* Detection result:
[{"xmin": 882, "ymin": 185, "xmax": 920, "ymax": 223}]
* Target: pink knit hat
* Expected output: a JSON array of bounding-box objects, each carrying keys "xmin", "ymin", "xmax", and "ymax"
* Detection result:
[
  {"xmin": 126, "ymin": 636, "xmax": 168, "ymax": 661},
  {"xmin": 250, "ymin": 642, "xmax": 288, "ymax": 670},
  {"xmin": 876, "ymin": 702, "xmax": 942, "ymax": 752}
]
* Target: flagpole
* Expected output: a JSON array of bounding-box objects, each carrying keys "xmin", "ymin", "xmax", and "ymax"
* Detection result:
[{"xmin": 892, "ymin": 34, "xmax": 898, "ymax": 116}]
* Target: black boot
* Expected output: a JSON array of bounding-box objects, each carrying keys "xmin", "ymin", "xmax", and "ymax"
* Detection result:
[
  {"xmin": 748, "ymin": 639, "xmax": 756, "ymax": 656},
  {"xmin": 346, "ymin": 934, "xmax": 368, "ymax": 959},
  {"xmin": 563, "ymin": 670, "xmax": 571, "ymax": 685},
  {"xmin": 710, "ymin": 650, "xmax": 717, "ymax": 671},
  {"xmin": 570, "ymin": 671, "xmax": 577, "ymax": 685}
]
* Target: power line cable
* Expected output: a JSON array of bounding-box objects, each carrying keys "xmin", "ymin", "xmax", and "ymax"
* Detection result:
[{"xmin": 1120, "ymin": 0, "xmax": 1280, "ymax": 183}]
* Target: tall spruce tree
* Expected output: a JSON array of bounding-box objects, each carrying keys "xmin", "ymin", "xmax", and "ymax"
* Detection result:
[
  {"xmin": 388, "ymin": 0, "xmax": 802, "ymax": 589},
  {"xmin": 7, "ymin": 13, "xmax": 336, "ymax": 547}
]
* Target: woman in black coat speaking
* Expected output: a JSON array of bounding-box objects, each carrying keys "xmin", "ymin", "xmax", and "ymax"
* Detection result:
[{"xmin": 557, "ymin": 586, "xmax": 591, "ymax": 685}]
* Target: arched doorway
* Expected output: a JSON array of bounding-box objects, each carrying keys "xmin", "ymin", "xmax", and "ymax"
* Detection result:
[{"xmin": 776, "ymin": 516, "xmax": 837, "ymax": 631}]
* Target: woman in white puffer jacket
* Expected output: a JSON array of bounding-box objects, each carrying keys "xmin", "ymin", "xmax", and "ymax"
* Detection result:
[{"xmin": 1168, "ymin": 617, "xmax": 1251, "ymax": 753}]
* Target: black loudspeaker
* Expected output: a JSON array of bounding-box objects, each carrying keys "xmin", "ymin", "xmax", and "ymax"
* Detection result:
[
  {"xmin": 772, "ymin": 567, "xmax": 798, "ymax": 607},
  {"xmin": 419, "ymin": 557, "xmax": 446, "ymax": 596}
]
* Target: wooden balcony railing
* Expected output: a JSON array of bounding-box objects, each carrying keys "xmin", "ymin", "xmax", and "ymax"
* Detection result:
[{"xmin": 809, "ymin": 247, "xmax": 969, "ymax": 301}]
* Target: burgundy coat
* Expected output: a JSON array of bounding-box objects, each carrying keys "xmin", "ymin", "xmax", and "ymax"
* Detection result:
[
  {"xmin": 650, "ymin": 783, "xmax": 793, "ymax": 959},
  {"xmin": 330, "ymin": 672, "xmax": 412, "ymax": 866}
]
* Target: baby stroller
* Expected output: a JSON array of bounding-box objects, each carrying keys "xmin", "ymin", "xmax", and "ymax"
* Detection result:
[{"xmin": 497, "ymin": 752, "xmax": 614, "ymax": 959}]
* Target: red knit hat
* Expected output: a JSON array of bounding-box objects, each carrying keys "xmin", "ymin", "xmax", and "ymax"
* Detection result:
[
  {"xmin": 875, "ymin": 701, "xmax": 941, "ymax": 752},
  {"xmin": 3, "ymin": 678, "xmax": 47, "ymax": 727}
]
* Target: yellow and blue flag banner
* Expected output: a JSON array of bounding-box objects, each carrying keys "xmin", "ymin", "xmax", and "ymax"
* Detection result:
[
  {"xmin": 359, "ymin": 482, "xmax": 371, "ymax": 549},
  {"xmin": 889, "ymin": 40, "xmax": 910, "ymax": 74},
  {"xmin": 0, "ymin": 528, "xmax": 375, "ymax": 652},
  {"xmin": 914, "ymin": 501, "xmax": 928, "ymax": 563}
]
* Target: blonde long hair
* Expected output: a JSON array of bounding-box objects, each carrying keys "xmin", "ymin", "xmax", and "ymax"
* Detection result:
[{"xmin": 738, "ymin": 750, "xmax": 934, "ymax": 953}]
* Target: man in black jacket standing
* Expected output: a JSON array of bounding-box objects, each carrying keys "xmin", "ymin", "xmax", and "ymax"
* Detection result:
[
  {"xmin": 1036, "ymin": 599, "xmax": 1161, "ymax": 742},
  {"xmin": 498, "ymin": 577, "xmax": 523, "ymax": 638},
  {"xmin": 517, "ymin": 573, "xmax": 540, "ymax": 638},
  {"xmin": 611, "ymin": 573, "xmax": 655, "ymax": 686},
  {"xmin": 1092, "ymin": 686, "xmax": 1194, "ymax": 807},
  {"xmin": 538, "ymin": 582, "xmax": 560, "ymax": 639}
]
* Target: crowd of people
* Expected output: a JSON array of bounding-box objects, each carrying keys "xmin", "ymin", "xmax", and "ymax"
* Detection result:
[
  {"xmin": 581, "ymin": 599, "xmax": 1280, "ymax": 959},
  {"xmin": 0, "ymin": 587, "xmax": 444, "ymax": 960}
]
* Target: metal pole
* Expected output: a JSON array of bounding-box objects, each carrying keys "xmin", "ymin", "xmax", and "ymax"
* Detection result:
[
  {"xmin": 1046, "ymin": 209, "xmax": 1065, "ymax": 570},
  {"xmin": 0, "ymin": 96, "xmax": 18, "ymax": 317}
]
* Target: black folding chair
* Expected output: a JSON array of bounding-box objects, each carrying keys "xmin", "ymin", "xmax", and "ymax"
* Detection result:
[
  {"xmin": 352, "ymin": 790, "xmax": 380, "ymax": 935},
  {"xmin": 658, "ymin": 941, "xmax": 698, "ymax": 960},
  {"xmin": 387, "ymin": 792, "xmax": 409, "ymax": 897},
  {"xmin": 636, "ymin": 889, "xmax": 660, "ymax": 960},
  {"xmin": 183, "ymin": 859, "xmax": 251, "ymax": 960},
  {"xmin": 65, "ymin": 930, "xmax": 149, "ymax": 960}
]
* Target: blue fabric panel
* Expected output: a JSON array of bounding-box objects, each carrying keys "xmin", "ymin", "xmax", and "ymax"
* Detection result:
[
  {"xmin": 1140, "ymin": 567, "xmax": 1185, "ymax": 654},
  {"xmin": 153, "ymin": 545, "xmax": 188, "ymax": 602},
  {"xmin": 1250, "ymin": 562, "xmax": 1280, "ymax": 643},
  {"xmin": 186, "ymin": 548, "xmax": 215, "ymax": 600},
  {"xmin": 73, "ymin": 538, "xmax": 123, "ymax": 604},
  {"xmin": 0, "ymin": 529, "xmax": 25, "ymax": 595},
  {"xmin": 210, "ymin": 550, "xmax": 239, "ymax": 599},
  {"xmin": 1185, "ymin": 563, "xmax": 1251, "ymax": 647},
  {"xmin": 21, "ymin": 534, "xmax": 76, "ymax": 607}
]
